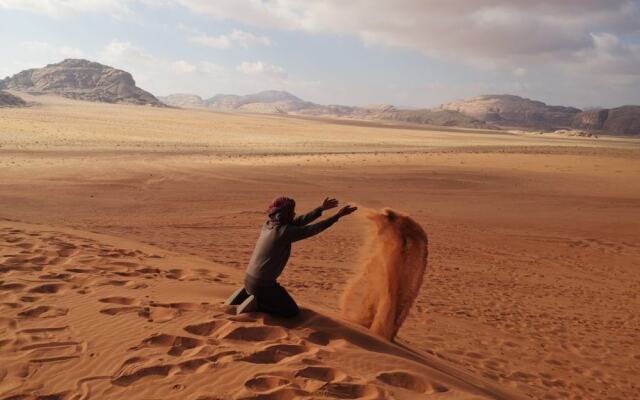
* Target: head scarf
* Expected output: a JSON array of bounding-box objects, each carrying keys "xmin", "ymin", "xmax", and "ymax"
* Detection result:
[{"xmin": 267, "ymin": 196, "xmax": 296, "ymax": 224}]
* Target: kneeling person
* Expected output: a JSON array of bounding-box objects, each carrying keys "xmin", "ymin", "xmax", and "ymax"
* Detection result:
[{"xmin": 227, "ymin": 196, "xmax": 356, "ymax": 317}]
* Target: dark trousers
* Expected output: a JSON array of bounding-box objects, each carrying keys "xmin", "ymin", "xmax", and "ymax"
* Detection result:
[{"xmin": 244, "ymin": 275, "xmax": 299, "ymax": 318}]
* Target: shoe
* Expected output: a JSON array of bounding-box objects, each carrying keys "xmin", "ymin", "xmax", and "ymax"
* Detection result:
[
  {"xmin": 224, "ymin": 287, "xmax": 249, "ymax": 306},
  {"xmin": 236, "ymin": 295, "xmax": 257, "ymax": 314}
]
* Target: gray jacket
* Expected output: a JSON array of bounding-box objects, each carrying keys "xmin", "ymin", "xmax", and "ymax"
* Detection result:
[{"xmin": 245, "ymin": 207, "xmax": 339, "ymax": 282}]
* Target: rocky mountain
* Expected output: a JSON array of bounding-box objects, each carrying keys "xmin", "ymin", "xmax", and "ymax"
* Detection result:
[
  {"xmin": 158, "ymin": 93, "xmax": 205, "ymax": 108},
  {"xmin": 368, "ymin": 108, "xmax": 488, "ymax": 128},
  {"xmin": 158, "ymin": 90, "xmax": 309, "ymax": 113},
  {"xmin": 208, "ymin": 90, "xmax": 303, "ymax": 109},
  {"xmin": 207, "ymin": 91, "xmax": 314, "ymax": 114},
  {"xmin": 171, "ymin": 90, "xmax": 640, "ymax": 132},
  {"xmin": 0, "ymin": 91, "xmax": 27, "ymax": 107},
  {"xmin": 572, "ymin": 106, "xmax": 640, "ymax": 136},
  {"xmin": 0, "ymin": 59, "xmax": 163, "ymax": 106},
  {"xmin": 439, "ymin": 95, "xmax": 581, "ymax": 129}
]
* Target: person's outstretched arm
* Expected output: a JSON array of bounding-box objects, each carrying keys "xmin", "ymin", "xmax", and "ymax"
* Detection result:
[
  {"xmin": 285, "ymin": 205, "xmax": 357, "ymax": 242},
  {"xmin": 291, "ymin": 197, "xmax": 339, "ymax": 226}
]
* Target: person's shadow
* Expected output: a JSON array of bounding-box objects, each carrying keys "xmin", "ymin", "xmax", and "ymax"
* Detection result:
[{"xmin": 259, "ymin": 307, "xmax": 400, "ymax": 354}]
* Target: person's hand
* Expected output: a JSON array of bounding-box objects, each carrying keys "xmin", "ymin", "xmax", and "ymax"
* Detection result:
[
  {"xmin": 336, "ymin": 205, "xmax": 357, "ymax": 218},
  {"xmin": 321, "ymin": 197, "xmax": 339, "ymax": 211}
]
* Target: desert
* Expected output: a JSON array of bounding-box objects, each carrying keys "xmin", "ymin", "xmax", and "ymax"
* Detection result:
[
  {"xmin": 3, "ymin": 1, "xmax": 640, "ymax": 395},
  {"xmin": 1, "ymin": 90, "xmax": 639, "ymax": 399}
]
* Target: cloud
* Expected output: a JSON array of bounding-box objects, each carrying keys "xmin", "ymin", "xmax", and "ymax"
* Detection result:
[
  {"xmin": 0, "ymin": 41, "xmax": 84, "ymax": 79},
  {"xmin": 21, "ymin": 41, "xmax": 84, "ymax": 60},
  {"xmin": 574, "ymin": 33, "xmax": 640, "ymax": 81},
  {"xmin": 237, "ymin": 61, "xmax": 287, "ymax": 80},
  {"xmin": 512, "ymin": 67, "xmax": 527, "ymax": 77},
  {"xmin": 175, "ymin": 1, "xmax": 640, "ymax": 68},
  {"xmin": 3, "ymin": 1, "xmax": 638, "ymax": 107},
  {"xmin": 100, "ymin": 40, "xmax": 154, "ymax": 65},
  {"xmin": 0, "ymin": 0, "xmax": 133, "ymax": 18},
  {"xmin": 190, "ymin": 29, "xmax": 272, "ymax": 49},
  {"xmin": 6, "ymin": 1, "xmax": 638, "ymax": 76},
  {"xmin": 198, "ymin": 61, "xmax": 225, "ymax": 75},
  {"xmin": 95, "ymin": 39, "xmax": 230, "ymax": 96},
  {"xmin": 170, "ymin": 60, "xmax": 197, "ymax": 73},
  {"xmin": 170, "ymin": 60, "xmax": 225, "ymax": 75},
  {"xmin": 173, "ymin": 0, "xmax": 640, "ymax": 106}
]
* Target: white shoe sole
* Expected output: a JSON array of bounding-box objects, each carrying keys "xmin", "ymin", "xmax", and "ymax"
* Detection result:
[{"xmin": 236, "ymin": 295, "xmax": 257, "ymax": 314}]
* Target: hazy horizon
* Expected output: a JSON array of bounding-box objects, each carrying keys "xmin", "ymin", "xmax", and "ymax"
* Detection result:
[{"xmin": 1, "ymin": 1, "xmax": 640, "ymax": 109}]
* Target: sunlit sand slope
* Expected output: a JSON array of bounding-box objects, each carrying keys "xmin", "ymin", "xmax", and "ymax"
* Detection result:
[{"xmin": 0, "ymin": 221, "xmax": 525, "ymax": 400}]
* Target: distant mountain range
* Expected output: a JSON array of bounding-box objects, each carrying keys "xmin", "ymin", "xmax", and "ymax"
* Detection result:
[
  {"xmin": 1, "ymin": 59, "xmax": 638, "ymax": 135},
  {"xmin": 160, "ymin": 91, "xmax": 640, "ymax": 136},
  {"xmin": 158, "ymin": 91, "xmax": 489, "ymax": 129}
]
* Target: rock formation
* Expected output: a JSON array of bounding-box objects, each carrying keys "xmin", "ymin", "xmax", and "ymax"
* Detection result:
[
  {"xmin": 572, "ymin": 106, "xmax": 640, "ymax": 136},
  {"xmin": 158, "ymin": 93, "xmax": 205, "ymax": 108},
  {"xmin": 0, "ymin": 91, "xmax": 27, "ymax": 107},
  {"xmin": 439, "ymin": 94, "xmax": 581, "ymax": 129},
  {"xmin": 160, "ymin": 90, "xmax": 488, "ymax": 129},
  {"xmin": 0, "ymin": 59, "xmax": 163, "ymax": 106}
]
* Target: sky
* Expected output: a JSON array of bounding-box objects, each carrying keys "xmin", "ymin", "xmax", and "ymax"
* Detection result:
[{"xmin": 1, "ymin": 0, "xmax": 639, "ymax": 109}]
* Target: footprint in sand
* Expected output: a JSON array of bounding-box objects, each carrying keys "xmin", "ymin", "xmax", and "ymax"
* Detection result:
[
  {"xmin": 149, "ymin": 301, "xmax": 209, "ymax": 311},
  {"xmin": 98, "ymin": 279, "xmax": 148, "ymax": 289},
  {"xmin": 38, "ymin": 272, "xmax": 72, "ymax": 280},
  {"xmin": 100, "ymin": 306, "xmax": 143, "ymax": 316},
  {"xmin": 110, "ymin": 261, "xmax": 142, "ymax": 268},
  {"xmin": 0, "ymin": 283, "xmax": 27, "ymax": 291},
  {"xmin": 99, "ymin": 300, "xmax": 205, "ymax": 323},
  {"xmin": 244, "ymin": 375, "xmax": 292, "ymax": 393},
  {"xmin": 242, "ymin": 344, "xmax": 308, "ymax": 364},
  {"xmin": 8, "ymin": 326, "xmax": 84, "ymax": 367},
  {"xmin": 114, "ymin": 335, "xmax": 241, "ymax": 387},
  {"xmin": 65, "ymin": 268, "xmax": 93, "ymax": 274},
  {"xmin": 165, "ymin": 268, "xmax": 186, "ymax": 280},
  {"xmin": 316, "ymin": 382, "xmax": 385, "ymax": 399},
  {"xmin": 295, "ymin": 366, "xmax": 347, "ymax": 382},
  {"xmin": 222, "ymin": 326, "xmax": 288, "ymax": 342},
  {"xmin": 99, "ymin": 297, "xmax": 139, "ymax": 306},
  {"xmin": 112, "ymin": 365, "xmax": 173, "ymax": 386},
  {"xmin": 28, "ymin": 283, "xmax": 69, "ymax": 294},
  {"xmin": 1, "ymin": 302, "xmax": 23, "ymax": 311},
  {"xmin": 304, "ymin": 330, "xmax": 339, "ymax": 346},
  {"xmin": 376, "ymin": 371, "xmax": 448, "ymax": 394},
  {"xmin": 18, "ymin": 305, "xmax": 68, "ymax": 318},
  {"xmin": 135, "ymin": 266, "xmax": 161, "ymax": 274},
  {"xmin": 0, "ymin": 317, "xmax": 18, "ymax": 330},
  {"xmin": 56, "ymin": 248, "xmax": 78, "ymax": 258},
  {"xmin": 242, "ymin": 387, "xmax": 310, "ymax": 400},
  {"xmin": 112, "ymin": 271, "xmax": 139, "ymax": 277},
  {"xmin": 184, "ymin": 320, "xmax": 230, "ymax": 336},
  {"xmin": 137, "ymin": 333, "xmax": 204, "ymax": 356}
]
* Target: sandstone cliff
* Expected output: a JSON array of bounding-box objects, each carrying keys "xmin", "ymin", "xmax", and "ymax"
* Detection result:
[
  {"xmin": 439, "ymin": 95, "xmax": 580, "ymax": 129},
  {"xmin": 572, "ymin": 106, "xmax": 640, "ymax": 136},
  {"xmin": 0, "ymin": 59, "xmax": 163, "ymax": 106}
]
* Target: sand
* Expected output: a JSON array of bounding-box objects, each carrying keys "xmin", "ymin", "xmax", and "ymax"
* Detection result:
[
  {"xmin": 1, "ymin": 93, "xmax": 640, "ymax": 399},
  {"xmin": 0, "ymin": 220, "xmax": 519, "ymax": 400},
  {"xmin": 341, "ymin": 208, "xmax": 428, "ymax": 340}
]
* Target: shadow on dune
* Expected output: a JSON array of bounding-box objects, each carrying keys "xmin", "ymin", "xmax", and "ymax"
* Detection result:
[
  {"xmin": 258, "ymin": 307, "xmax": 527, "ymax": 400},
  {"xmin": 263, "ymin": 308, "xmax": 391, "ymax": 350}
]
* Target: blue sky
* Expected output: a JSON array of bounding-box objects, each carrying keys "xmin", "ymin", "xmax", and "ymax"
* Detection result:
[{"xmin": 1, "ymin": 0, "xmax": 639, "ymax": 108}]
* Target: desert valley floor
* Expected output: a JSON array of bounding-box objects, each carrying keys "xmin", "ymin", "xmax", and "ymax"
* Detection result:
[{"xmin": 0, "ymin": 94, "xmax": 639, "ymax": 400}]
